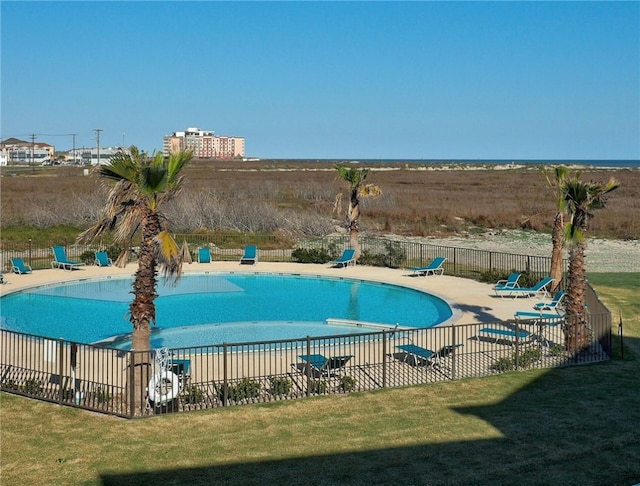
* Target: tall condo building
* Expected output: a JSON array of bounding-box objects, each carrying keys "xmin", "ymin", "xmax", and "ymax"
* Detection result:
[{"xmin": 163, "ymin": 127, "xmax": 245, "ymax": 159}]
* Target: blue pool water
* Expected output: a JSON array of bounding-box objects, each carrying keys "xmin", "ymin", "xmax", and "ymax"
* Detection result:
[{"xmin": 0, "ymin": 273, "xmax": 453, "ymax": 349}]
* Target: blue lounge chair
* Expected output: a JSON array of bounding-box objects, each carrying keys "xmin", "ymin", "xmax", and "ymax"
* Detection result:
[
  {"xmin": 94, "ymin": 251, "xmax": 112, "ymax": 267},
  {"xmin": 496, "ymin": 277, "xmax": 554, "ymax": 299},
  {"xmin": 330, "ymin": 248, "xmax": 356, "ymax": 268},
  {"xmin": 11, "ymin": 257, "xmax": 32, "ymax": 274},
  {"xmin": 493, "ymin": 273, "xmax": 521, "ymax": 295},
  {"xmin": 298, "ymin": 354, "xmax": 353, "ymax": 377},
  {"xmin": 533, "ymin": 290, "xmax": 565, "ymax": 311},
  {"xmin": 514, "ymin": 310, "xmax": 565, "ymax": 326},
  {"xmin": 239, "ymin": 245, "xmax": 257, "ymax": 265},
  {"xmin": 410, "ymin": 256, "xmax": 446, "ymax": 276},
  {"xmin": 514, "ymin": 311, "xmax": 566, "ymax": 347},
  {"xmin": 396, "ymin": 343, "xmax": 462, "ymax": 368},
  {"xmin": 197, "ymin": 247, "xmax": 211, "ymax": 264},
  {"xmin": 477, "ymin": 326, "xmax": 532, "ymax": 345},
  {"xmin": 167, "ymin": 358, "xmax": 191, "ymax": 386},
  {"xmin": 51, "ymin": 245, "xmax": 86, "ymax": 271}
]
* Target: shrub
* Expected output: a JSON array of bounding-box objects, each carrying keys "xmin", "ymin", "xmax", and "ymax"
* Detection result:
[
  {"xmin": 359, "ymin": 242, "xmax": 406, "ymax": 268},
  {"xmin": 358, "ymin": 250, "xmax": 386, "ymax": 267},
  {"xmin": 340, "ymin": 375, "xmax": 356, "ymax": 392},
  {"xmin": 181, "ymin": 385, "xmax": 205, "ymax": 404},
  {"xmin": 517, "ymin": 271, "xmax": 539, "ymax": 289},
  {"xmin": 94, "ymin": 386, "xmax": 111, "ymax": 404},
  {"xmin": 79, "ymin": 249, "xmax": 96, "ymax": 265},
  {"xmin": 308, "ymin": 380, "xmax": 327, "ymax": 395},
  {"xmin": 80, "ymin": 245, "xmax": 123, "ymax": 265},
  {"xmin": 548, "ymin": 344, "xmax": 565, "ymax": 356},
  {"xmin": 490, "ymin": 357, "xmax": 515, "ymax": 372},
  {"xmin": 106, "ymin": 245, "xmax": 123, "ymax": 262},
  {"xmin": 517, "ymin": 347, "xmax": 542, "ymax": 368},
  {"xmin": 479, "ymin": 269, "xmax": 538, "ymax": 287},
  {"xmin": 268, "ymin": 376, "xmax": 292, "ymax": 396},
  {"xmin": 490, "ymin": 347, "xmax": 543, "ymax": 372},
  {"xmin": 479, "ymin": 269, "xmax": 507, "ymax": 284},
  {"xmin": 292, "ymin": 247, "xmax": 332, "ymax": 264},
  {"xmin": 1, "ymin": 379, "xmax": 20, "ymax": 391},
  {"xmin": 21, "ymin": 378, "xmax": 44, "ymax": 395},
  {"xmin": 218, "ymin": 378, "xmax": 261, "ymax": 402}
]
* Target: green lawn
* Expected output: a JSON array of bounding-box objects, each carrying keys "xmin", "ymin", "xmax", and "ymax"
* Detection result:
[{"xmin": 1, "ymin": 274, "xmax": 639, "ymax": 486}]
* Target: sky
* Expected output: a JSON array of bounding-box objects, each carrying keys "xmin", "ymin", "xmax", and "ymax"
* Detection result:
[{"xmin": 1, "ymin": 1, "xmax": 639, "ymax": 160}]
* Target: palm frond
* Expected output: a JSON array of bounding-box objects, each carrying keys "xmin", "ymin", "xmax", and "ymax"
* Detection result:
[
  {"xmin": 181, "ymin": 240, "xmax": 192, "ymax": 264},
  {"xmin": 114, "ymin": 247, "xmax": 131, "ymax": 268},
  {"xmin": 563, "ymin": 221, "xmax": 585, "ymax": 246},
  {"xmin": 360, "ymin": 183, "xmax": 382, "ymax": 197},
  {"xmin": 335, "ymin": 164, "xmax": 369, "ymax": 188},
  {"xmin": 167, "ymin": 150, "xmax": 193, "ymax": 183},
  {"xmin": 153, "ymin": 230, "xmax": 182, "ymax": 284}
]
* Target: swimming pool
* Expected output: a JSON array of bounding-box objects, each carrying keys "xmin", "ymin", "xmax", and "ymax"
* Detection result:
[{"xmin": 0, "ymin": 273, "xmax": 453, "ymax": 349}]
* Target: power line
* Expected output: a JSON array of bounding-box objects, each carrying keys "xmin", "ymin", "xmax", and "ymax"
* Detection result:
[{"xmin": 33, "ymin": 133, "xmax": 79, "ymax": 137}]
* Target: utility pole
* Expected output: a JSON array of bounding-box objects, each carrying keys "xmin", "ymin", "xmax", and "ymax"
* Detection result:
[
  {"xmin": 71, "ymin": 133, "xmax": 77, "ymax": 164},
  {"xmin": 30, "ymin": 133, "xmax": 36, "ymax": 173},
  {"xmin": 94, "ymin": 128, "xmax": 102, "ymax": 166}
]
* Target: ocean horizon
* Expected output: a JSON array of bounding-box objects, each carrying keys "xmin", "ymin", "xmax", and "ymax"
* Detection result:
[{"xmin": 267, "ymin": 158, "xmax": 640, "ymax": 169}]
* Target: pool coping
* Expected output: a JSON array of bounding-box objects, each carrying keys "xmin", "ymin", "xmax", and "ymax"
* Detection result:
[{"xmin": 0, "ymin": 261, "xmax": 531, "ymax": 326}]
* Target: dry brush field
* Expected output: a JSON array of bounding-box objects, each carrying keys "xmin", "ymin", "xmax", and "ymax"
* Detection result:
[{"xmin": 1, "ymin": 161, "xmax": 639, "ymax": 240}]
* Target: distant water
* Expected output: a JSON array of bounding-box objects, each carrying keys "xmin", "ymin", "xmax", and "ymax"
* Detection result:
[{"xmin": 289, "ymin": 159, "xmax": 640, "ymax": 169}]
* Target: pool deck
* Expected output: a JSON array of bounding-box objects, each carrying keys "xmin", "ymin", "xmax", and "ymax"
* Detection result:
[{"xmin": 0, "ymin": 261, "xmax": 541, "ymax": 326}]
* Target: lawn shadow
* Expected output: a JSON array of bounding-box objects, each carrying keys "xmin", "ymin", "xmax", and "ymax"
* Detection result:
[{"xmin": 100, "ymin": 338, "xmax": 640, "ymax": 486}]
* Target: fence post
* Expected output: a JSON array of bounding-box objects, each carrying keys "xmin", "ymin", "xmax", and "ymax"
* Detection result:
[
  {"xmin": 222, "ymin": 343, "xmax": 228, "ymax": 406},
  {"xmin": 382, "ymin": 330, "xmax": 387, "ymax": 389},
  {"xmin": 618, "ymin": 312, "xmax": 624, "ymax": 360},
  {"xmin": 514, "ymin": 321, "xmax": 520, "ymax": 370},
  {"xmin": 453, "ymin": 247, "xmax": 457, "ymax": 274},
  {"xmin": 58, "ymin": 338, "xmax": 64, "ymax": 405},
  {"xmin": 305, "ymin": 336, "xmax": 312, "ymax": 397},
  {"xmin": 451, "ymin": 326, "xmax": 457, "ymax": 380},
  {"xmin": 128, "ymin": 351, "xmax": 135, "ymax": 418}
]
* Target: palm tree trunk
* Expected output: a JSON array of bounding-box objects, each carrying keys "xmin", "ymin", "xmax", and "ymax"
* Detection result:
[
  {"xmin": 549, "ymin": 211, "xmax": 565, "ymax": 293},
  {"xmin": 349, "ymin": 189, "xmax": 361, "ymax": 259},
  {"xmin": 129, "ymin": 211, "xmax": 160, "ymax": 414},
  {"xmin": 564, "ymin": 242, "xmax": 590, "ymax": 352},
  {"xmin": 129, "ymin": 328, "xmax": 151, "ymax": 416}
]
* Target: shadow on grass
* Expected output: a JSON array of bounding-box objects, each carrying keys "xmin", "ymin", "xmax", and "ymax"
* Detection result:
[{"xmin": 100, "ymin": 346, "xmax": 640, "ymax": 486}]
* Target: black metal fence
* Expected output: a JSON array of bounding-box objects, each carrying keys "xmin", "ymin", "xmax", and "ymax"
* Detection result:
[
  {"xmin": 1, "ymin": 310, "xmax": 611, "ymax": 418},
  {"xmin": 1, "ymin": 233, "xmax": 555, "ymax": 283},
  {"xmin": 1, "ymin": 234, "xmax": 610, "ymax": 418}
]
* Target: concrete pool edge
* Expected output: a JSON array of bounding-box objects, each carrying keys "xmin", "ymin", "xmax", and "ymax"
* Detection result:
[{"xmin": 0, "ymin": 261, "xmax": 529, "ymax": 326}]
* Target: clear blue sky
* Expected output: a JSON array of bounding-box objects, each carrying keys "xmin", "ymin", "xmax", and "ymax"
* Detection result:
[{"xmin": 2, "ymin": 1, "xmax": 638, "ymax": 160}]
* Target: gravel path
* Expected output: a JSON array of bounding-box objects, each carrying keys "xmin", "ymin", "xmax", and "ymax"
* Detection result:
[{"xmin": 412, "ymin": 230, "xmax": 640, "ymax": 273}]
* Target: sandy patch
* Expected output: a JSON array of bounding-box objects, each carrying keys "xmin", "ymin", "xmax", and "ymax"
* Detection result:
[{"xmin": 405, "ymin": 230, "xmax": 640, "ymax": 273}]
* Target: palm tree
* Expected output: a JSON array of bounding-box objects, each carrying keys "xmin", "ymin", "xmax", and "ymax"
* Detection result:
[
  {"xmin": 77, "ymin": 146, "xmax": 192, "ymax": 412},
  {"xmin": 543, "ymin": 166, "xmax": 570, "ymax": 293},
  {"xmin": 334, "ymin": 164, "xmax": 381, "ymax": 258},
  {"xmin": 561, "ymin": 174, "xmax": 619, "ymax": 351}
]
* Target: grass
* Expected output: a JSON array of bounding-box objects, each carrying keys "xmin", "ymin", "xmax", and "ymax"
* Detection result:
[
  {"xmin": 1, "ymin": 276, "xmax": 639, "ymax": 485},
  {"xmin": 0, "ymin": 225, "xmax": 82, "ymax": 242}
]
